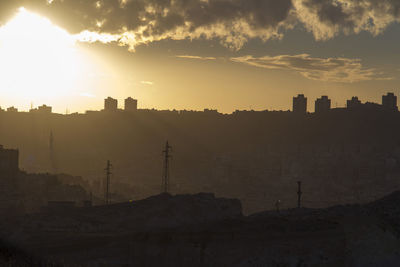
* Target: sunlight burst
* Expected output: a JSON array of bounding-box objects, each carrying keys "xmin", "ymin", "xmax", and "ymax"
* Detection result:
[{"xmin": 0, "ymin": 8, "xmax": 88, "ymax": 107}]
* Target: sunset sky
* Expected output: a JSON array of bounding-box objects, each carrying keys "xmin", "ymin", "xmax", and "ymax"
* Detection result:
[{"xmin": 0, "ymin": 0, "xmax": 400, "ymax": 113}]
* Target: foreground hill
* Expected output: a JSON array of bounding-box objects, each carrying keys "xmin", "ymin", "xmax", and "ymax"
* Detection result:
[{"xmin": 1, "ymin": 191, "xmax": 400, "ymax": 266}]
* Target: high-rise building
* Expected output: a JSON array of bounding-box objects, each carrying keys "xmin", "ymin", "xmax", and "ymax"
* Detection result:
[
  {"xmin": 0, "ymin": 145, "xmax": 19, "ymax": 178},
  {"xmin": 124, "ymin": 97, "xmax": 138, "ymax": 112},
  {"xmin": 315, "ymin": 96, "xmax": 331, "ymax": 113},
  {"xmin": 293, "ymin": 94, "xmax": 307, "ymax": 114},
  {"xmin": 382, "ymin": 92, "xmax": 398, "ymax": 111},
  {"xmin": 347, "ymin": 97, "xmax": 361, "ymax": 109},
  {"xmin": 104, "ymin": 97, "xmax": 118, "ymax": 111}
]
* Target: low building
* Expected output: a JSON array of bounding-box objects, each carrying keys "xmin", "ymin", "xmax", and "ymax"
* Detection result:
[
  {"xmin": 38, "ymin": 104, "xmax": 52, "ymax": 113},
  {"xmin": 7, "ymin": 106, "xmax": 18, "ymax": 112},
  {"xmin": 0, "ymin": 145, "xmax": 19, "ymax": 211},
  {"xmin": 30, "ymin": 105, "xmax": 52, "ymax": 113},
  {"xmin": 347, "ymin": 97, "xmax": 361, "ymax": 109}
]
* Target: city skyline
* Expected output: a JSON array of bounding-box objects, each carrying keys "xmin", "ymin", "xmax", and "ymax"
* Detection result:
[{"xmin": 1, "ymin": 91, "xmax": 398, "ymax": 115}]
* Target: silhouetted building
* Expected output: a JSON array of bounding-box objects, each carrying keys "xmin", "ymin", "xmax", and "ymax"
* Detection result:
[
  {"xmin": 104, "ymin": 97, "xmax": 118, "ymax": 111},
  {"xmin": 347, "ymin": 97, "xmax": 361, "ymax": 109},
  {"xmin": 293, "ymin": 94, "xmax": 307, "ymax": 114},
  {"xmin": 6, "ymin": 106, "xmax": 18, "ymax": 112},
  {"xmin": 0, "ymin": 145, "xmax": 19, "ymax": 178},
  {"xmin": 0, "ymin": 146, "xmax": 19, "ymax": 214},
  {"xmin": 315, "ymin": 96, "xmax": 331, "ymax": 113},
  {"xmin": 382, "ymin": 92, "xmax": 398, "ymax": 111},
  {"xmin": 29, "ymin": 104, "xmax": 52, "ymax": 113},
  {"xmin": 124, "ymin": 97, "xmax": 137, "ymax": 112},
  {"xmin": 38, "ymin": 105, "xmax": 52, "ymax": 113},
  {"xmin": 204, "ymin": 108, "xmax": 219, "ymax": 114}
]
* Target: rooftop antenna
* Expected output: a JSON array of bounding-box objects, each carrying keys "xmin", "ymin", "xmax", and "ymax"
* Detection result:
[
  {"xmin": 162, "ymin": 141, "xmax": 172, "ymax": 194},
  {"xmin": 104, "ymin": 160, "xmax": 112, "ymax": 204}
]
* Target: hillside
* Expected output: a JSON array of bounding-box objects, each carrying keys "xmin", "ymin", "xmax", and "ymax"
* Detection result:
[{"xmin": 1, "ymin": 191, "xmax": 400, "ymax": 266}]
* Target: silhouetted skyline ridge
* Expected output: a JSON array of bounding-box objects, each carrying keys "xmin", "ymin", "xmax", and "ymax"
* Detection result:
[{"xmin": 0, "ymin": 92, "xmax": 398, "ymax": 115}]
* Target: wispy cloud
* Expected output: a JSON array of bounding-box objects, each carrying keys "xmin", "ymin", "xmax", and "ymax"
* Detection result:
[
  {"xmin": 79, "ymin": 92, "xmax": 96, "ymax": 98},
  {"xmin": 141, "ymin": 81, "xmax": 154, "ymax": 85},
  {"xmin": 176, "ymin": 55, "xmax": 217, "ymax": 61},
  {"xmin": 231, "ymin": 54, "xmax": 392, "ymax": 83}
]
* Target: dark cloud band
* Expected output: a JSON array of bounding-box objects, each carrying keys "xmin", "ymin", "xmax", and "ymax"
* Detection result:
[{"xmin": 1, "ymin": 0, "xmax": 400, "ymax": 49}]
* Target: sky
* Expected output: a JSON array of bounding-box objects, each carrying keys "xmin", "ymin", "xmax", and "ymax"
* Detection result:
[{"xmin": 0, "ymin": 0, "xmax": 400, "ymax": 113}]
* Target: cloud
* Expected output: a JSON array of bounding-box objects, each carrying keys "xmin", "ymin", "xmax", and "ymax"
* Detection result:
[
  {"xmin": 141, "ymin": 81, "xmax": 153, "ymax": 85},
  {"xmin": 0, "ymin": 0, "xmax": 294, "ymax": 51},
  {"xmin": 231, "ymin": 54, "xmax": 392, "ymax": 83},
  {"xmin": 79, "ymin": 92, "xmax": 96, "ymax": 98},
  {"xmin": 294, "ymin": 0, "xmax": 400, "ymax": 40},
  {"xmin": 176, "ymin": 55, "xmax": 216, "ymax": 60},
  {"xmin": 1, "ymin": 0, "xmax": 400, "ymax": 50}
]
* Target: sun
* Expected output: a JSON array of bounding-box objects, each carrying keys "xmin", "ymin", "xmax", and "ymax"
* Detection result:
[{"xmin": 0, "ymin": 8, "xmax": 91, "ymax": 110}]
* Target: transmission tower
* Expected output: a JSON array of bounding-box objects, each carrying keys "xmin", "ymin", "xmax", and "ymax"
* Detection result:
[
  {"xmin": 162, "ymin": 141, "xmax": 172, "ymax": 194},
  {"xmin": 104, "ymin": 160, "xmax": 112, "ymax": 204}
]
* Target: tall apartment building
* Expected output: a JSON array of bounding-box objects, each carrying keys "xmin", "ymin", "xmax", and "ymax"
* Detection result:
[
  {"xmin": 104, "ymin": 97, "xmax": 118, "ymax": 111},
  {"xmin": 293, "ymin": 94, "xmax": 307, "ymax": 114},
  {"xmin": 124, "ymin": 97, "xmax": 138, "ymax": 112},
  {"xmin": 315, "ymin": 96, "xmax": 331, "ymax": 113},
  {"xmin": 382, "ymin": 92, "xmax": 398, "ymax": 111}
]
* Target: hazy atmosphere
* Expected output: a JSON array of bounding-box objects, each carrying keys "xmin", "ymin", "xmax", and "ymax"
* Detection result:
[{"xmin": 2, "ymin": 1, "xmax": 400, "ymax": 266}]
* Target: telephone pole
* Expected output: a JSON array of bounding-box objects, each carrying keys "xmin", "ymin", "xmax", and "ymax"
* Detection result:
[
  {"xmin": 105, "ymin": 160, "xmax": 112, "ymax": 204},
  {"xmin": 162, "ymin": 141, "xmax": 172, "ymax": 194},
  {"xmin": 297, "ymin": 181, "xmax": 302, "ymax": 209},
  {"xmin": 49, "ymin": 131, "xmax": 57, "ymax": 173}
]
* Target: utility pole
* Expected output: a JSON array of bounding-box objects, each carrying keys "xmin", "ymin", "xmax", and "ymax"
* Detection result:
[
  {"xmin": 275, "ymin": 200, "xmax": 281, "ymax": 213},
  {"xmin": 297, "ymin": 181, "xmax": 302, "ymax": 209},
  {"xmin": 162, "ymin": 141, "xmax": 172, "ymax": 194},
  {"xmin": 105, "ymin": 160, "xmax": 112, "ymax": 204},
  {"xmin": 49, "ymin": 131, "xmax": 57, "ymax": 173}
]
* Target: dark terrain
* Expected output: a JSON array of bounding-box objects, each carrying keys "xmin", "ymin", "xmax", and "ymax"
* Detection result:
[{"xmin": 1, "ymin": 191, "xmax": 400, "ymax": 266}]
